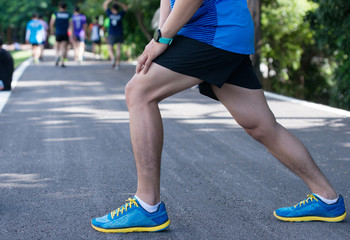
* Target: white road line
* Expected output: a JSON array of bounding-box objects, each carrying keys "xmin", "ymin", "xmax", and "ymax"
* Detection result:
[
  {"xmin": 0, "ymin": 58, "xmax": 32, "ymax": 114},
  {"xmin": 264, "ymin": 91, "xmax": 350, "ymax": 117}
]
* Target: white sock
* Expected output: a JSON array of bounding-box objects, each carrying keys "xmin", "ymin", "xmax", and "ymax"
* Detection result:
[
  {"xmin": 134, "ymin": 195, "xmax": 161, "ymax": 213},
  {"xmin": 314, "ymin": 193, "xmax": 339, "ymax": 204}
]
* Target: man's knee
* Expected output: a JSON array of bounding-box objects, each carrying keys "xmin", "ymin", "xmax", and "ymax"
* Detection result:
[
  {"xmin": 125, "ymin": 75, "xmax": 151, "ymax": 109},
  {"xmin": 243, "ymin": 121, "xmax": 278, "ymax": 143}
]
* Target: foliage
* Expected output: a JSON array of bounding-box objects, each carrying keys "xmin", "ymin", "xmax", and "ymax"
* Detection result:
[
  {"xmin": 307, "ymin": 0, "xmax": 350, "ymax": 109},
  {"xmin": 0, "ymin": 0, "xmax": 50, "ymax": 41},
  {"xmin": 122, "ymin": 0, "xmax": 160, "ymax": 54},
  {"xmin": 260, "ymin": 0, "xmax": 330, "ymax": 101}
]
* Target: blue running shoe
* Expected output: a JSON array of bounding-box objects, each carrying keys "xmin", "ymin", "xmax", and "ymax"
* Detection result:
[
  {"xmin": 91, "ymin": 198, "xmax": 170, "ymax": 233},
  {"xmin": 274, "ymin": 194, "xmax": 346, "ymax": 222}
]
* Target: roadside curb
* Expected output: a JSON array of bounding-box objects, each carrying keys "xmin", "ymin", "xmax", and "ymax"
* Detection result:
[{"xmin": 264, "ymin": 91, "xmax": 350, "ymax": 117}]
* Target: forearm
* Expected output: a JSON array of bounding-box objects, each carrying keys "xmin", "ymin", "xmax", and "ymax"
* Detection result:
[
  {"xmin": 25, "ymin": 29, "xmax": 30, "ymax": 42},
  {"xmin": 160, "ymin": 0, "xmax": 204, "ymax": 38},
  {"xmin": 103, "ymin": 0, "xmax": 111, "ymax": 11},
  {"xmin": 50, "ymin": 17, "xmax": 55, "ymax": 35},
  {"xmin": 158, "ymin": 0, "xmax": 171, "ymax": 28}
]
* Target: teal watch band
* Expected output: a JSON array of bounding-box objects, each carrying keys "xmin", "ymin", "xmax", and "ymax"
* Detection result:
[
  {"xmin": 154, "ymin": 29, "xmax": 173, "ymax": 45},
  {"xmin": 158, "ymin": 37, "xmax": 173, "ymax": 45}
]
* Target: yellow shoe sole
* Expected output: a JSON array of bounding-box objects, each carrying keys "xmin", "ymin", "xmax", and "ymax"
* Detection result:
[
  {"xmin": 91, "ymin": 219, "xmax": 170, "ymax": 233},
  {"xmin": 273, "ymin": 211, "xmax": 346, "ymax": 222}
]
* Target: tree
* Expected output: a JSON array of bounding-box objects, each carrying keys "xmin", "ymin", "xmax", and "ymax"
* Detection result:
[
  {"xmin": 260, "ymin": 0, "xmax": 328, "ymax": 100},
  {"xmin": 0, "ymin": 0, "xmax": 52, "ymax": 43},
  {"xmin": 307, "ymin": 0, "xmax": 350, "ymax": 109},
  {"xmin": 247, "ymin": 0, "xmax": 263, "ymax": 81}
]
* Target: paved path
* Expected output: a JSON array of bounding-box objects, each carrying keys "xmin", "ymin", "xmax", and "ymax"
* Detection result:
[{"xmin": 0, "ymin": 51, "xmax": 349, "ymax": 239}]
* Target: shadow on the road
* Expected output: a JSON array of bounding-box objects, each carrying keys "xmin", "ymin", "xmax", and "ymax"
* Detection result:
[{"xmin": 0, "ymin": 60, "xmax": 349, "ymax": 239}]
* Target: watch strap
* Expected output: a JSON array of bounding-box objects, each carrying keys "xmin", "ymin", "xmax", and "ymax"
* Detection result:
[{"xmin": 158, "ymin": 37, "xmax": 173, "ymax": 45}]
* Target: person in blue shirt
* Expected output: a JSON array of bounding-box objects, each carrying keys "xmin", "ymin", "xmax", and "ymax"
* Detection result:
[
  {"xmin": 50, "ymin": 2, "xmax": 72, "ymax": 67},
  {"xmin": 103, "ymin": 0, "xmax": 128, "ymax": 70},
  {"xmin": 91, "ymin": 0, "xmax": 346, "ymax": 233},
  {"xmin": 25, "ymin": 13, "xmax": 44, "ymax": 64}
]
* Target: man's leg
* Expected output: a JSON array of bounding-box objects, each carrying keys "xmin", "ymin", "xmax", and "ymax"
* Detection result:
[
  {"xmin": 91, "ymin": 63, "xmax": 202, "ymax": 233},
  {"xmin": 212, "ymin": 84, "xmax": 337, "ymax": 199},
  {"xmin": 33, "ymin": 45, "xmax": 41, "ymax": 63},
  {"xmin": 40, "ymin": 43, "xmax": 44, "ymax": 59},
  {"xmin": 92, "ymin": 43, "xmax": 95, "ymax": 55},
  {"xmin": 31, "ymin": 45, "xmax": 36, "ymax": 58},
  {"xmin": 55, "ymin": 41, "xmax": 61, "ymax": 66},
  {"xmin": 55, "ymin": 41, "xmax": 60, "ymax": 58},
  {"xmin": 107, "ymin": 44, "xmax": 115, "ymax": 64},
  {"xmin": 57, "ymin": 40, "xmax": 68, "ymax": 67},
  {"xmin": 115, "ymin": 43, "xmax": 121, "ymax": 67},
  {"xmin": 125, "ymin": 63, "xmax": 202, "ymax": 205},
  {"xmin": 73, "ymin": 40, "xmax": 79, "ymax": 61},
  {"xmin": 79, "ymin": 41, "xmax": 85, "ymax": 62},
  {"xmin": 61, "ymin": 41, "xmax": 68, "ymax": 63}
]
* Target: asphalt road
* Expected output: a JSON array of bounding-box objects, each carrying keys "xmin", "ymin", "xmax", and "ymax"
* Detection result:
[{"xmin": 0, "ymin": 51, "xmax": 349, "ymax": 239}]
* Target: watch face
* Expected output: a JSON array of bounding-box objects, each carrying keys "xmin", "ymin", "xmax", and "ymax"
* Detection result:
[{"xmin": 153, "ymin": 29, "xmax": 160, "ymax": 42}]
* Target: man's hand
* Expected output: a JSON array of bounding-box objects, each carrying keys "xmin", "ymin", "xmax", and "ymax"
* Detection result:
[{"xmin": 136, "ymin": 40, "xmax": 168, "ymax": 74}]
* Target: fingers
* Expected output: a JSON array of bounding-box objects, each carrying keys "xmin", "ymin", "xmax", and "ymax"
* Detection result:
[
  {"xmin": 136, "ymin": 40, "xmax": 167, "ymax": 74},
  {"xmin": 142, "ymin": 58, "xmax": 153, "ymax": 74},
  {"xmin": 136, "ymin": 54, "xmax": 146, "ymax": 74}
]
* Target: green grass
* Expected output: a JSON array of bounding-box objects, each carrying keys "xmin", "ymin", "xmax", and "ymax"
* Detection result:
[{"xmin": 10, "ymin": 50, "xmax": 32, "ymax": 68}]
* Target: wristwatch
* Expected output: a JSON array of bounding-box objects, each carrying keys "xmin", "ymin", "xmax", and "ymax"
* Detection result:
[{"xmin": 153, "ymin": 29, "xmax": 173, "ymax": 45}]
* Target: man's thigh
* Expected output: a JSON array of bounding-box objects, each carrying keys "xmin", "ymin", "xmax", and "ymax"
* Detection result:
[
  {"xmin": 127, "ymin": 62, "xmax": 203, "ymax": 102},
  {"xmin": 212, "ymin": 84, "xmax": 275, "ymax": 129}
]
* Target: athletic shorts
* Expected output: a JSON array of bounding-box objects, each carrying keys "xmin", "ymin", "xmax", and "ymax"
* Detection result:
[
  {"xmin": 108, "ymin": 35, "xmax": 123, "ymax": 45},
  {"xmin": 153, "ymin": 35, "xmax": 262, "ymax": 101},
  {"xmin": 56, "ymin": 34, "xmax": 69, "ymax": 42},
  {"xmin": 92, "ymin": 40, "xmax": 101, "ymax": 44}
]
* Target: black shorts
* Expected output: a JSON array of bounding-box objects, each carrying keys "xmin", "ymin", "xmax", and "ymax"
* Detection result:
[
  {"xmin": 153, "ymin": 35, "xmax": 262, "ymax": 101},
  {"xmin": 108, "ymin": 35, "xmax": 123, "ymax": 45},
  {"xmin": 56, "ymin": 34, "xmax": 69, "ymax": 42}
]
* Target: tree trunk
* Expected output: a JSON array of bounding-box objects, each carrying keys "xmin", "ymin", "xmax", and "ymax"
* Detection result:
[
  {"xmin": 247, "ymin": 0, "xmax": 266, "ymax": 88},
  {"xmin": 134, "ymin": 10, "xmax": 152, "ymax": 41}
]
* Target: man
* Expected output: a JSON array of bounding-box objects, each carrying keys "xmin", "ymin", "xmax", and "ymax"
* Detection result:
[
  {"xmin": 91, "ymin": 0, "xmax": 346, "ymax": 233},
  {"xmin": 103, "ymin": 0, "xmax": 128, "ymax": 70},
  {"xmin": 0, "ymin": 36, "xmax": 14, "ymax": 91},
  {"xmin": 72, "ymin": 6, "xmax": 87, "ymax": 63},
  {"xmin": 25, "ymin": 13, "xmax": 44, "ymax": 64},
  {"xmin": 50, "ymin": 2, "xmax": 71, "ymax": 67}
]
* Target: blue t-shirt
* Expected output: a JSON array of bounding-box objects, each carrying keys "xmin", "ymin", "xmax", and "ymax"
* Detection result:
[
  {"xmin": 72, "ymin": 14, "xmax": 87, "ymax": 37},
  {"xmin": 106, "ymin": 9, "xmax": 125, "ymax": 36},
  {"xmin": 26, "ymin": 19, "xmax": 44, "ymax": 44},
  {"xmin": 171, "ymin": 0, "xmax": 255, "ymax": 54},
  {"xmin": 53, "ymin": 11, "xmax": 71, "ymax": 35}
]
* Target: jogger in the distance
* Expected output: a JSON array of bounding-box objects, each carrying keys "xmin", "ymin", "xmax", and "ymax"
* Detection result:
[{"xmin": 91, "ymin": 0, "xmax": 346, "ymax": 233}]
